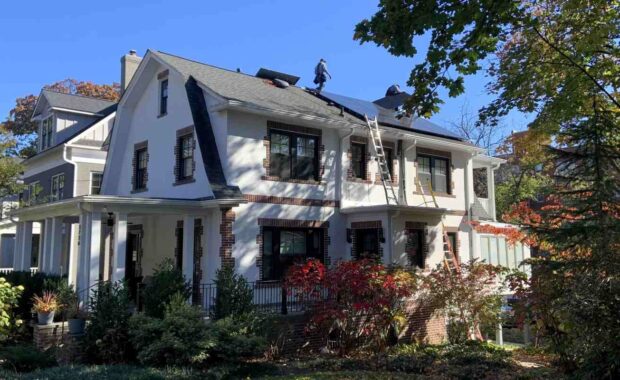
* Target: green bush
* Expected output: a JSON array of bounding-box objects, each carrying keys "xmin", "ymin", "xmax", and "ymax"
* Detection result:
[
  {"xmin": 83, "ymin": 282, "xmax": 133, "ymax": 364},
  {"xmin": 1, "ymin": 272, "xmax": 65, "ymax": 321},
  {"xmin": 206, "ymin": 312, "xmax": 268, "ymax": 360},
  {"xmin": 129, "ymin": 293, "xmax": 212, "ymax": 367},
  {"xmin": 0, "ymin": 278, "xmax": 23, "ymax": 341},
  {"xmin": 212, "ymin": 265, "xmax": 253, "ymax": 320},
  {"xmin": 0, "ymin": 344, "xmax": 56, "ymax": 372},
  {"xmin": 142, "ymin": 259, "xmax": 191, "ymax": 318}
]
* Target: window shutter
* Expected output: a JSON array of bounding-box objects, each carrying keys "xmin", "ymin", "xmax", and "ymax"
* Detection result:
[
  {"xmin": 131, "ymin": 150, "xmax": 137, "ymax": 191},
  {"xmin": 144, "ymin": 151, "xmax": 149, "ymax": 185}
]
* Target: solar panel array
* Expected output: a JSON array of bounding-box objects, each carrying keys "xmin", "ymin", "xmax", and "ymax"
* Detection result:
[{"xmin": 317, "ymin": 91, "xmax": 463, "ymax": 141}]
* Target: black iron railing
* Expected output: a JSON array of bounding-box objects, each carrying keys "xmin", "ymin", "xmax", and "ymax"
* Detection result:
[{"xmin": 199, "ymin": 281, "xmax": 322, "ymax": 316}]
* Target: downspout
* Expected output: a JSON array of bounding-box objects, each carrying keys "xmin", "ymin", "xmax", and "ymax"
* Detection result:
[
  {"xmin": 401, "ymin": 139, "xmax": 417, "ymax": 205},
  {"xmin": 465, "ymin": 151, "xmax": 476, "ymax": 261},
  {"xmin": 388, "ymin": 209, "xmax": 400, "ymax": 266},
  {"xmin": 337, "ymin": 128, "xmax": 355, "ymax": 205},
  {"xmin": 62, "ymin": 146, "xmax": 79, "ymax": 197}
]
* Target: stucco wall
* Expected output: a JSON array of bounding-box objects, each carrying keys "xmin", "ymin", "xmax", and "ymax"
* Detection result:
[{"xmin": 105, "ymin": 62, "xmax": 212, "ymax": 199}]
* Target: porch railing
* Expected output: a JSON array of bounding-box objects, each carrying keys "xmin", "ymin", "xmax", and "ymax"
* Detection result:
[
  {"xmin": 199, "ymin": 281, "xmax": 322, "ymax": 316},
  {"xmin": 0, "ymin": 267, "xmax": 39, "ymax": 275}
]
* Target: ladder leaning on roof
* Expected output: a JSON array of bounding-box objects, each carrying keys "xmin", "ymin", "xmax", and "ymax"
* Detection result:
[
  {"xmin": 365, "ymin": 115, "xmax": 399, "ymax": 206},
  {"xmin": 416, "ymin": 177, "xmax": 461, "ymax": 275}
]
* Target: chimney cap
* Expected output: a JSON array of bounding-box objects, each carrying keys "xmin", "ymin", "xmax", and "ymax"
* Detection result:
[{"xmin": 129, "ymin": 49, "xmax": 137, "ymax": 56}]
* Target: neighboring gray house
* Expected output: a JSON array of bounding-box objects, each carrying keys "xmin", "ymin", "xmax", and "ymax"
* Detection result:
[{"xmin": 10, "ymin": 90, "xmax": 116, "ymax": 276}]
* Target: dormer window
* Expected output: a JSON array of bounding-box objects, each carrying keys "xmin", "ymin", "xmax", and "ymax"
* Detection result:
[
  {"xmin": 41, "ymin": 117, "xmax": 53, "ymax": 150},
  {"xmin": 159, "ymin": 78, "xmax": 168, "ymax": 116}
]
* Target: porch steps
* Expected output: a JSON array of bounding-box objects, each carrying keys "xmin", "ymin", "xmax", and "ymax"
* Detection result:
[
  {"xmin": 365, "ymin": 115, "xmax": 399, "ymax": 206},
  {"xmin": 416, "ymin": 178, "xmax": 461, "ymax": 275}
]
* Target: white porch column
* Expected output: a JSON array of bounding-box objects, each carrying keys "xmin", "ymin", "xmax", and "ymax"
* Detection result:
[
  {"xmin": 13, "ymin": 222, "xmax": 26, "ymax": 270},
  {"xmin": 487, "ymin": 166, "xmax": 496, "ymax": 221},
  {"xmin": 77, "ymin": 212, "xmax": 102, "ymax": 299},
  {"xmin": 67, "ymin": 224, "xmax": 79, "ymax": 286},
  {"xmin": 112, "ymin": 212, "xmax": 127, "ymax": 283},
  {"xmin": 40, "ymin": 219, "xmax": 52, "ymax": 272},
  {"xmin": 182, "ymin": 216, "xmax": 195, "ymax": 285},
  {"xmin": 88, "ymin": 212, "xmax": 102, "ymax": 290},
  {"xmin": 48, "ymin": 217, "xmax": 64, "ymax": 274},
  {"xmin": 15, "ymin": 222, "xmax": 33, "ymax": 271}
]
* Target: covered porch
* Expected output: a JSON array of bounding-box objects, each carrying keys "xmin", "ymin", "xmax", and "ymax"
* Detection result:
[{"xmin": 10, "ymin": 195, "xmax": 243, "ymax": 304}]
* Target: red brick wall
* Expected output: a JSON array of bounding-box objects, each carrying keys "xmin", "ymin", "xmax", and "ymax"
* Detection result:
[{"xmin": 220, "ymin": 207, "xmax": 236, "ymax": 268}]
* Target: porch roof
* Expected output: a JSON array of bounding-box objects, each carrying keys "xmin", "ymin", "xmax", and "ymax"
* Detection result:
[
  {"xmin": 10, "ymin": 195, "xmax": 245, "ymax": 221},
  {"xmin": 340, "ymin": 204, "xmax": 448, "ymax": 215}
]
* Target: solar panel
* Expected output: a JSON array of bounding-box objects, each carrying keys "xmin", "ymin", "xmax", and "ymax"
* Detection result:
[{"xmin": 317, "ymin": 91, "xmax": 463, "ymax": 140}]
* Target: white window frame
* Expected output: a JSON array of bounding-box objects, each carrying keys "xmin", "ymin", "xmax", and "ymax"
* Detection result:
[
  {"xmin": 28, "ymin": 181, "xmax": 41, "ymax": 205},
  {"xmin": 50, "ymin": 173, "xmax": 64, "ymax": 202},
  {"xmin": 89, "ymin": 171, "xmax": 103, "ymax": 195},
  {"xmin": 41, "ymin": 116, "xmax": 53, "ymax": 150}
]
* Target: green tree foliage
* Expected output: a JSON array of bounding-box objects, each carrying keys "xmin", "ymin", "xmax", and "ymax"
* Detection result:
[
  {"xmin": 129, "ymin": 293, "xmax": 212, "ymax": 367},
  {"xmin": 0, "ymin": 278, "xmax": 23, "ymax": 341},
  {"xmin": 83, "ymin": 282, "xmax": 133, "ymax": 364},
  {"xmin": 212, "ymin": 265, "xmax": 253, "ymax": 320},
  {"xmin": 356, "ymin": 2, "xmax": 620, "ymax": 376},
  {"xmin": 141, "ymin": 259, "xmax": 191, "ymax": 318}
]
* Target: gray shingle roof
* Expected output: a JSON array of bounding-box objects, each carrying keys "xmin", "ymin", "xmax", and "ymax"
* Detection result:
[
  {"xmin": 153, "ymin": 50, "xmax": 470, "ymax": 143},
  {"xmin": 40, "ymin": 89, "xmax": 117, "ymax": 115},
  {"xmin": 152, "ymin": 51, "xmax": 364, "ymax": 127}
]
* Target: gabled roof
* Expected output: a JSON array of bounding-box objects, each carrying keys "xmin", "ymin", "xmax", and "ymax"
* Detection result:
[
  {"xmin": 23, "ymin": 104, "xmax": 117, "ymax": 163},
  {"xmin": 151, "ymin": 51, "xmax": 364, "ymax": 127},
  {"xmin": 34, "ymin": 89, "xmax": 117, "ymax": 118}
]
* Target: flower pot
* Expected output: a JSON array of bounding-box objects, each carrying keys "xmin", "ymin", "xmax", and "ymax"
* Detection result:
[
  {"xmin": 68, "ymin": 318, "xmax": 86, "ymax": 335},
  {"xmin": 37, "ymin": 311, "xmax": 55, "ymax": 325}
]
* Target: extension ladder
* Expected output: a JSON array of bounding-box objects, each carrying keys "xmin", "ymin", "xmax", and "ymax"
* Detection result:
[
  {"xmin": 365, "ymin": 115, "xmax": 398, "ymax": 205},
  {"xmin": 416, "ymin": 177, "xmax": 461, "ymax": 275}
]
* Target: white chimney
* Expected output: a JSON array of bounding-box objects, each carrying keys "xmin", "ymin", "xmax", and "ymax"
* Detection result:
[{"xmin": 120, "ymin": 50, "xmax": 142, "ymax": 95}]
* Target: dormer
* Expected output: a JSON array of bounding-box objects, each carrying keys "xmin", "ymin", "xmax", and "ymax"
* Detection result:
[{"xmin": 31, "ymin": 90, "xmax": 117, "ymax": 153}]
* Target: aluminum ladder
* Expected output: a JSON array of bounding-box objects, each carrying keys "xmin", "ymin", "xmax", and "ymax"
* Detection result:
[
  {"xmin": 416, "ymin": 177, "xmax": 461, "ymax": 275},
  {"xmin": 365, "ymin": 115, "xmax": 398, "ymax": 205}
]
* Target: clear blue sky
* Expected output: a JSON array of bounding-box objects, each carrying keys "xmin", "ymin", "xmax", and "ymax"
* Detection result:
[{"xmin": 0, "ymin": 0, "xmax": 529, "ymax": 136}]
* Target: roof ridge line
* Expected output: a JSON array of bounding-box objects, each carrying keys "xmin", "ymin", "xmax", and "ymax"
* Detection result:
[
  {"xmin": 42, "ymin": 88, "xmax": 118, "ymax": 103},
  {"xmin": 155, "ymin": 50, "xmax": 303, "ymax": 88}
]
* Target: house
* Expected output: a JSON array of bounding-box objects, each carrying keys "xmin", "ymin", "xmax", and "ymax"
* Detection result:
[
  {"xmin": 9, "ymin": 88, "xmax": 116, "ymax": 280},
  {"xmin": 10, "ymin": 50, "xmax": 529, "ymax": 310}
]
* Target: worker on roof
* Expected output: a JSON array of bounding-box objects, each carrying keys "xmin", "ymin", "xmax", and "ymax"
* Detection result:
[{"xmin": 313, "ymin": 58, "xmax": 331, "ymax": 92}]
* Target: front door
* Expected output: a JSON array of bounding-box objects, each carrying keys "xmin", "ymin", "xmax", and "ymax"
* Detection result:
[{"xmin": 125, "ymin": 227, "xmax": 143, "ymax": 302}]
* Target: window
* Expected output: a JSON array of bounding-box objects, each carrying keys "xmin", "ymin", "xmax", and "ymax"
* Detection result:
[
  {"xmin": 28, "ymin": 182, "xmax": 41, "ymax": 205},
  {"xmin": 269, "ymin": 131, "xmax": 319, "ymax": 181},
  {"xmin": 262, "ymin": 228, "xmax": 323, "ymax": 281},
  {"xmin": 90, "ymin": 172, "xmax": 103, "ymax": 195},
  {"xmin": 176, "ymin": 134, "xmax": 194, "ymax": 181},
  {"xmin": 445, "ymin": 232, "xmax": 457, "ymax": 259},
  {"xmin": 41, "ymin": 117, "xmax": 53, "ymax": 150},
  {"xmin": 417, "ymin": 155, "xmax": 450, "ymax": 194},
  {"xmin": 50, "ymin": 174, "xmax": 65, "ymax": 202},
  {"xmin": 134, "ymin": 147, "xmax": 148, "ymax": 191},
  {"xmin": 354, "ymin": 228, "xmax": 380, "ymax": 261},
  {"xmin": 407, "ymin": 229, "xmax": 425, "ymax": 268},
  {"xmin": 351, "ymin": 142, "xmax": 366, "ymax": 179},
  {"xmin": 159, "ymin": 79, "xmax": 168, "ymax": 115}
]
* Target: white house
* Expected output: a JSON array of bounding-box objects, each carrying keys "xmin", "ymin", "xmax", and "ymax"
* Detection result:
[{"xmin": 10, "ymin": 50, "xmax": 529, "ymax": 307}]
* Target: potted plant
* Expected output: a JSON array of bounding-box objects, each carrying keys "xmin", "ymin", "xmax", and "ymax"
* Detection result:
[
  {"xmin": 67, "ymin": 299, "xmax": 88, "ymax": 335},
  {"xmin": 32, "ymin": 291, "xmax": 58, "ymax": 325}
]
